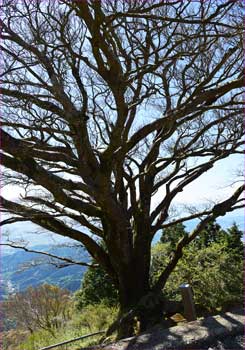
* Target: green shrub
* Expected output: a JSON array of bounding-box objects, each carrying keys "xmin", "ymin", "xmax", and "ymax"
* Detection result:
[
  {"xmin": 75, "ymin": 264, "xmax": 118, "ymax": 309},
  {"xmin": 151, "ymin": 241, "xmax": 244, "ymax": 313},
  {"xmin": 15, "ymin": 303, "xmax": 117, "ymax": 350},
  {"xmin": 73, "ymin": 302, "xmax": 118, "ymax": 333}
]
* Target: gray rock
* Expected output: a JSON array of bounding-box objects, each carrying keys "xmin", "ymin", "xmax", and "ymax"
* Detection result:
[{"xmin": 81, "ymin": 309, "xmax": 244, "ymax": 350}]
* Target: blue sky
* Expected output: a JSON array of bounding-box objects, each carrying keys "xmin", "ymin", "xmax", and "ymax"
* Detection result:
[{"xmin": 2, "ymin": 150, "xmax": 244, "ymax": 249}]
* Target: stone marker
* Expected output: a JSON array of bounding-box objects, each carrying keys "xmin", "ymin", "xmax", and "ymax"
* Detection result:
[{"xmin": 179, "ymin": 283, "xmax": 197, "ymax": 322}]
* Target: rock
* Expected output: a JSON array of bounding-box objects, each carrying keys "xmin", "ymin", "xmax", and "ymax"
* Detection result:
[{"xmin": 80, "ymin": 309, "xmax": 244, "ymax": 350}]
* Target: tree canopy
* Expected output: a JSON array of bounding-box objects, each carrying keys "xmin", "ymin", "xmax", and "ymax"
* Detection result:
[
  {"xmin": 160, "ymin": 222, "xmax": 187, "ymax": 249},
  {"xmin": 151, "ymin": 239, "xmax": 243, "ymax": 315},
  {"xmin": 75, "ymin": 259, "xmax": 119, "ymax": 310},
  {"xmin": 1, "ymin": 0, "xmax": 244, "ymax": 338}
]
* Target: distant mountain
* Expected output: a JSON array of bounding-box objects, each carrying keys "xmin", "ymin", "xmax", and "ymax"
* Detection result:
[
  {"xmin": 1, "ymin": 221, "xmax": 77, "ymax": 251},
  {"xmin": 2, "ymin": 213, "xmax": 243, "ymax": 298},
  {"xmin": 3, "ymin": 213, "xmax": 243, "ymax": 250},
  {"xmin": 2, "ymin": 245, "xmax": 89, "ymax": 298}
]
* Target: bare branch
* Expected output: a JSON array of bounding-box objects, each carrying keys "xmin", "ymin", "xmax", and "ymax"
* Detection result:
[{"xmin": 0, "ymin": 243, "xmax": 96, "ymax": 268}]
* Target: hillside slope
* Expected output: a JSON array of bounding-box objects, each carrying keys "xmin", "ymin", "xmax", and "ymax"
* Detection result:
[{"xmin": 2, "ymin": 245, "xmax": 88, "ymax": 297}]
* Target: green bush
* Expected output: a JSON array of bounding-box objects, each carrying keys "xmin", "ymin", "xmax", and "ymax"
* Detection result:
[
  {"xmin": 151, "ymin": 241, "xmax": 244, "ymax": 313},
  {"xmin": 75, "ymin": 264, "xmax": 119, "ymax": 309},
  {"xmin": 16, "ymin": 303, "xmax": 117, "ymax": 350},
  {"xmin": 72, "ymin": 303, "xmax": 118, "ymax": 333},
  {"xmin": 160, "ymin": 223, "xmax": 188, "ymax": 248},
  {"xmin": 75, "ymin": 221, "xmax": 243, "ymax": 317}
]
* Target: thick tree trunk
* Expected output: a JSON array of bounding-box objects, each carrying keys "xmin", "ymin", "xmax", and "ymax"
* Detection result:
[
  {"xmin": 115, "ymin": 255, "xmax": 164, "ymax": 339},
  {"xmin": 117, "ymin": 266, "xmax": 150, "ymax": 338},
  {"xmin": 117, "ymin": 281, "xmax": 164, "ymax": 339},
  {"xmin": 103, "ymin": 215, "xmax": 163, "ymax": 339}
]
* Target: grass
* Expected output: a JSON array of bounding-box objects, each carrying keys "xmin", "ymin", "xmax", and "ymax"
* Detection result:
[{"xmin": 4, "ymin": 303, "xmax": 118, "ymax": 350}]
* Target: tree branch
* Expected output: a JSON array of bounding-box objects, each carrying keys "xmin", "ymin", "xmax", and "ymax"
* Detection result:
[
  {"xmin": 153, "ymin": 184, "xmax": 244, "ymax": 292},
  {"xmin": 0, "ymin": 243, "xmax": 96, "ymax": 268}
]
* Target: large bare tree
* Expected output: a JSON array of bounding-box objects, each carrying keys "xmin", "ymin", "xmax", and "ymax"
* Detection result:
[{"xmin": 0, "ymin": 0, "xmax": 244, "ymax": 338}]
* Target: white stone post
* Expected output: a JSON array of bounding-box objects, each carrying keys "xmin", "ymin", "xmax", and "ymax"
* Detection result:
[{"xmin": 179, "ymin": 283, "xmax": 197, "ymax": 321}]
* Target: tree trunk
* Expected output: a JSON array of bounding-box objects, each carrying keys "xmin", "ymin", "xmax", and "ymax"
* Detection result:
[
  {"xmin": 104, "ymin": 217, "xmax": 163, "ymax": 339},
  {"xmin": 116, "ymin": 284, "xmax": 164, "ymax": 339},
  {"xmin": 117, "ymin": 267, "xmax": 150, "ymax": 338},
  {"xmin": 115, "ymin": 258, "xmax": 164, "ymax": 339}
]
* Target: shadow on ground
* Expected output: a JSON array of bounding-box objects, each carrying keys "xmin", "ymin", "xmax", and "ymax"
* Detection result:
[{"xmin": 81, "ymin": 309, "xmax": 244, "ymax": 350}]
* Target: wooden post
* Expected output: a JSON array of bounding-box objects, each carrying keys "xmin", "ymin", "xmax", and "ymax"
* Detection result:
[{"xmin": 179, "ymin": 283, "xmax": 196, "ymax": 322}]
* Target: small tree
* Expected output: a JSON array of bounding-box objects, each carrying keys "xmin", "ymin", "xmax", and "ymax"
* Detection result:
[
  {"xmin": 75, "ymin": 263, "xmax": 118, "ymax": 309},
  {"xmin": 226, "ymin": 222, "xmax": 244, "ymax": 258},
  {"xmin": 160, "ymin": 223, "xmax": 187, "ymax": 249},
  {"xmin": 194, "ymin": 220, "xmax": 227, "ymax": 248},
  {"xmin": 4, "ymin": 284, "xmax": 72, "ymax": 335}
]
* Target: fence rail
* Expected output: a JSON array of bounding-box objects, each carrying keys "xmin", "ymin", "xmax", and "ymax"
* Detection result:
[{"xmin": 38, "ymin": 330, "xmax": 106, "ymax": 350}]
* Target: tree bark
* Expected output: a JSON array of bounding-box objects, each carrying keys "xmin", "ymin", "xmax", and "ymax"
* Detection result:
[
  {"xmin": 117, "ymin": 268, "xmax": 150, "ymax": 338},
  {"xmin": 113, "ymin": 240, "xmax": 163, "ymax": 339},
  {"xmin": 115, "ymin": 279, "xmax": 164, "ymax": 339}
]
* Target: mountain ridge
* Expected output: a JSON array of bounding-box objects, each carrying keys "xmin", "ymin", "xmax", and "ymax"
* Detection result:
[{"xmin": 2, "ymin": 245, "xmax": 88, "ymax": 298}]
